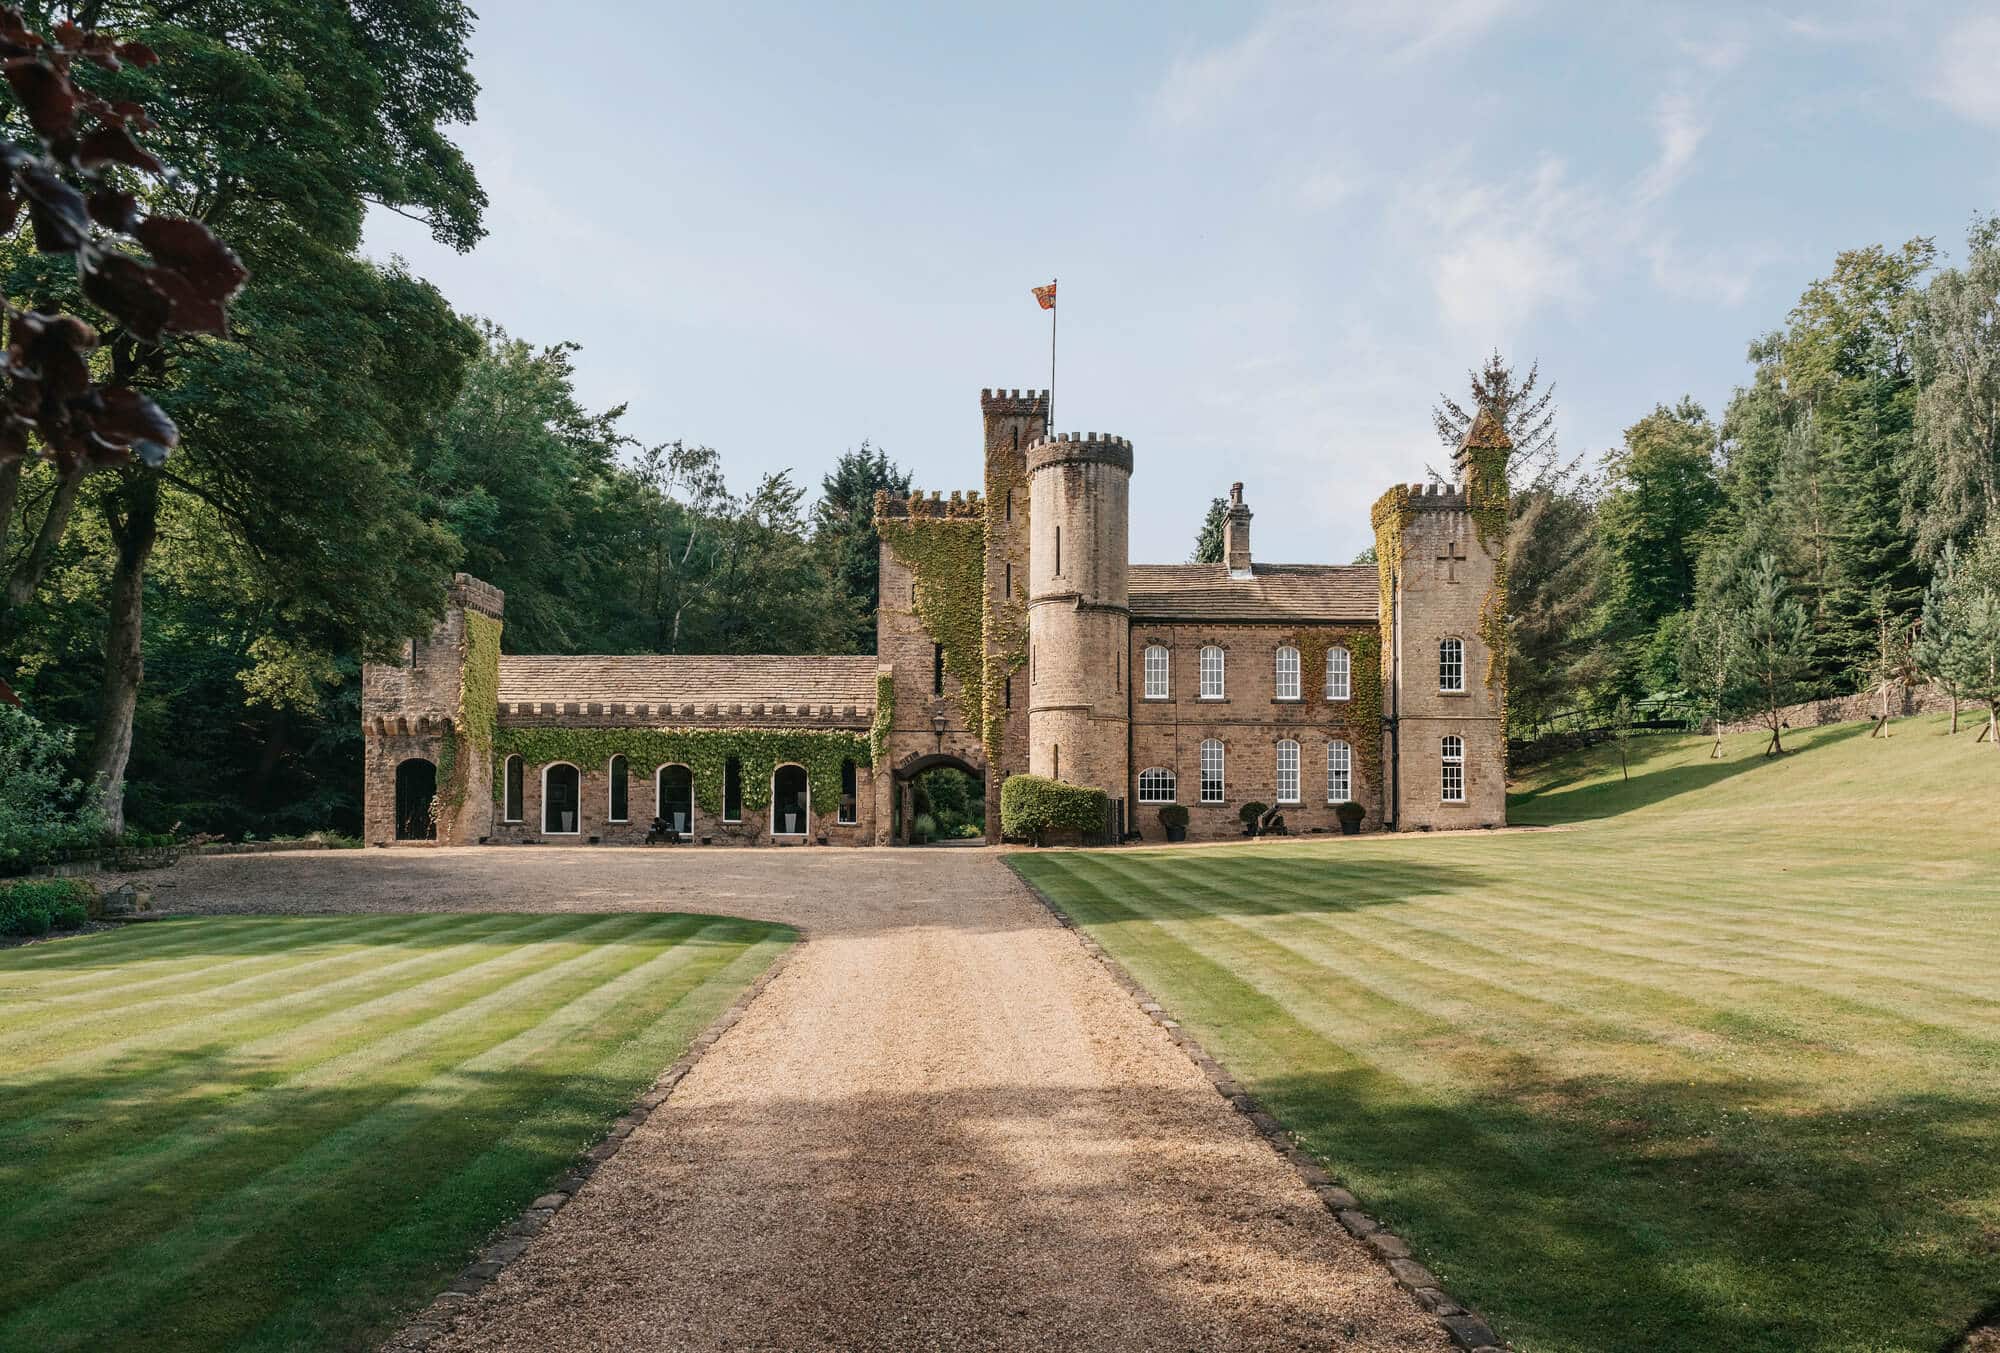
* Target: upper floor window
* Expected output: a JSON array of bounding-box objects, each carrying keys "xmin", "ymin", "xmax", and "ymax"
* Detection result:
[
  {"xmin": 1137, "ymin": 767, "xmax": 1177, "ymax": 803},
  {"xmin": 503, "ymin": 755, "xmax": 524, "ymax": 823},
  {"xmin": 1143, "ymin": 645, "xmax": 1170, "ymax": 699},
  {"xmin": 1441, "ymin": 734, "xmax": 1465, "ymax": 802},
  {"xmin": 933, "ymin": 643, "xmax": 945, "ymax": 695},
  {"xmin": 1275, "ymin": 739, "xmax": 1300, "ymax": 804},
  {"xmin": 839, "ymin": 758, "xmax": 859, "ymax": 824},
  {"xmin": 1275, "ymin": 646, "xmax": 1300, "ymax": 700},
  {"xmin": 1326, "ymin": 646, "xmax": 1351, "ymax": 700},
  {"xmin": 1327, "ymin": 740, "xmax": 1351, "ymax": 802},
  {"xmin": 1199, "ymin": 645, "xmax": 1225, "ymax": 700},
  {"xmin": 1439, "ymin": 637, "xmax": 1465, "ymax": 692},
  {"xmin": 1199, "ymin": 739, "xmax": 1225, "ymax": 803}
]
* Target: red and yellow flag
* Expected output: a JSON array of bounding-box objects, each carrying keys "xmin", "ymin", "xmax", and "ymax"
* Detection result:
[{"xmin": 1032, "ymin": 281, "xmax": 1057, "ymax": 310}]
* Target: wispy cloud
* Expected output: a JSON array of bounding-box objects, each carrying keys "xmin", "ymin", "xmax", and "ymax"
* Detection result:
[
  {"xmin": 1637, "ymin": 91, "xmax": 1708, "ymax": 203},
  {"xmin": 1933, "ymin": 14, "xmax": 2000, "ymax": 127}
]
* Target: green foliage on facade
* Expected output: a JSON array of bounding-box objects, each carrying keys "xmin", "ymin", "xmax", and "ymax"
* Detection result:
[
  {"xmin": 1370, "ymin": 485, "xmax": 1413, "ymax": 679},
  {"xmin": 433, "ymin": 610, "xmax": 502, "ymax": 819},
  {"xmin": 999, "ymin": 773, "xmax": 1109, "ymax": 842},
  {"xmin": 879, "ymin": 512, "xmax": 988, "ymax": 732},
  {"xmin": 492, "ymin": 727, "xmax": 870, "ymax": 820},
  {"xmin": 1289, "ymin": 626, "xmax": 1385, "ymax": 779},
  {"xmin": 870, "ymin": 670, "xmax": 895, "ymax": 766},
  {"xmin": 980, "ymin": 453, "xmax": 1029, "ymax": 767}
]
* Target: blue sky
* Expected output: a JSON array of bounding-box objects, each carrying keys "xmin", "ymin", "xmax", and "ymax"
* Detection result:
[{"xmin": 362, "ymin": 1, "xmax": 2000, "ymax": 565}]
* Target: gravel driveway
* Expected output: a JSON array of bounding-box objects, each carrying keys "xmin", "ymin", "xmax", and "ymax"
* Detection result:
[{"xmin": 144, "ymin": 847, "xmax": 1448, "ymax": 1351}]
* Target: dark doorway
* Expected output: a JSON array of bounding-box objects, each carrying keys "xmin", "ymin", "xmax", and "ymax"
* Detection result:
[
  {"xmin": 543, "ymin": 763, "xmax": 580, "ymax": 834},
  {"xmin": 658, "ymin": 764, "xmax": 694, "ymax": 835},
  {"xmin": 912, "ymin": 764, "xmax": 983, "ymax": 843},
  {"xmin": 771, "ymin": 764, "xmax": 808, "ymax": 835},
  {"xmin": 394, "ymin": 759, "xmax": 437, "ymax": 840}
]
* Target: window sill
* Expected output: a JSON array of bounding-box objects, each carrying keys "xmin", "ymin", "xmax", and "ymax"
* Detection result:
[
  {"xmin": 1272, "ymin": 697, "xmax": 1304, "ymax": 704},
  {"xmin": 1140, "ymin": 695, "xmax": 1172, "ymax": 702},
  {"xmin": 1438, "ymin": 688, "xmax": 1469, "ymax": 697},
  {"xmin": 1197, "ymin": 696, "xmax": 1228, "ymax": 703}
]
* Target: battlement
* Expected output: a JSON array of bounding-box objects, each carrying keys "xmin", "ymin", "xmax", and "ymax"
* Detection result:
[
  {"xmin": 873, "ymin": 487, "xmax": 985, "ymax": 521},
  {"xmin": 1026, "ymin": 431, "xmax": 1135, "ymax": 474},
  {"xmin": 1406, "ymin": 480, "xmax": 1467, "ymax": 510},
  {"xmin": 448, "ymin": 572, "xmax": 505, "ymax": 620},
  {"xmin": 980, "ymin": 387, "xmax": 1049, "ymax": 414}
]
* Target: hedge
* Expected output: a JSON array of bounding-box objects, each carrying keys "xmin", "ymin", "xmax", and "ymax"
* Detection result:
[
  {"xmin": 1, "ymin": 878, "xmax": 94, "ymax": 937},
  {"xmin": 1000, "ymin": 774, "xmax": 1109, "ymax": 843}
]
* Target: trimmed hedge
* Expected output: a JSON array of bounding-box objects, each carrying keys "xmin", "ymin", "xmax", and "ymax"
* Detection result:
[
  {"xmin": 1, "ymin": 878, "xmax": 94, "ymax": 937},
  {"xmin": 1000, "ymin": 774, "xmax": 1109, "ymax": 843}
]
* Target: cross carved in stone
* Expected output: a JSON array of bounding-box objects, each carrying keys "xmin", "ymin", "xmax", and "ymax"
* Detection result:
[{"xmin": 1437, "ymin": 539, "xmax": 1467, "ymax": 583}]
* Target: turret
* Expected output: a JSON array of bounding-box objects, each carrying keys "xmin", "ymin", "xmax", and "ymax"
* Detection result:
[{"xmin": 1025, "ymin": 431, "xmax": 1133, "ymax": 834}]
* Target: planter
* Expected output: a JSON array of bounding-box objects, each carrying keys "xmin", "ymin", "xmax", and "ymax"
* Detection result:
[
  {"xmin": 783, "ymin": 813, "xmax": 800, "ymax": 835},
  {"xmin": 1165, "ymin": 825, "xmax": 1188, "ymax": 843},
  {"xmin": 1339, "ymin": 819, "xmax": 1360, "ymax": 836}
]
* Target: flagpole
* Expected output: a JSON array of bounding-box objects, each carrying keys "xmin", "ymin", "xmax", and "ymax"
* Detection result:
[{"xmin": 1048, "ymin": 277, "xmax": 1057, "ymax": 435}]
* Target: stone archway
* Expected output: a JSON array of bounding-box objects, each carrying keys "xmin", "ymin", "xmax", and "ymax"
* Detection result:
[
  {"xmin": 394, "ymin": 758, "xmax": 437, "ymax": 841},
  {"xmin": 892, "ymin": 751, "xmax": 987, "ymax": 845}
]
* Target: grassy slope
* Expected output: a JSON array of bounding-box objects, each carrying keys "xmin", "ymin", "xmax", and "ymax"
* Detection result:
[
  {"xmin": 0, "ymin": 912, "xmax": 791, "ymax": 1352},
  {"xmin": 1011, "ymin": 715, "xmax": 2000, "ymax": 1353}
]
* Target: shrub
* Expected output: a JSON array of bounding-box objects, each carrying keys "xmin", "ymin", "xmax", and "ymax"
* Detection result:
[
  {"xmin": 1239, "ymin": 801, "xmax": 1268, "ymax": 827},
  {"xmin": 911, "ymin": 812, "xmax": 938, "ymax": 841},
  {"xmin": 0, "ymin": 878, "xmax": 97, "ymax": 938},
  {"xmin": 0, "ymin": 707, "xmax": 105, "ymax": 876},
  {"xmin": 1000, "ymin": 775, "xmax": 1110, "ymax": 844},
  {"xmin": 1157, "ymin": 803, "xmax": 1190, "ymax": 830},
  {"xmin": 1334, "ymin": 800, "xmax": 1366, "ymax": 824}
]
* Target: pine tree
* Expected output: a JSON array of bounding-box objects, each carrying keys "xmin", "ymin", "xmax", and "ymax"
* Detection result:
[
  {"xmin": 812, "ymin": 442, "xmax": 910, "ymax": 652},
  {"xmin": 1191, "ymin": 498, "xmax": 1227, "ymax": 564},
  {"xmin": 1734, "ymin": 554, "xmax": 1813, "ymax": 756},
  {"xmin": 1915, "ymin": 539, "xmax": 1968, "ymax": 732}
]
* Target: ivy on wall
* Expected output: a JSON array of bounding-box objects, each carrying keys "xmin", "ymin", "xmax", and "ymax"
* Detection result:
[
  {"xmin": 433, "ymin": 609, "xmax": 503, "ymax": 821},
  {"xmin": 1370, "ymin": 485, "xmax": 1413, "ymax": 687},
  {"xmin": 492, "ymin": 727, "xmax": 871, "ymax": 821},
  {"xmin": 1464, "ymin": 443, "xmax": 1511, "ymax": 695},
  {"xmin": 878, "ymin": 509, "xmax": 987, "ymax": 733},
  {"xmin": 870, "ymin": 671, "xmax": 894, "ymax": 766},
  {"xmin": 1288, "ymin": 626, "xmax": 1385, "ymax": 782},
  {"xmin": 981, "ymin": 451, "xmax": 1028, "ymax": 765}
]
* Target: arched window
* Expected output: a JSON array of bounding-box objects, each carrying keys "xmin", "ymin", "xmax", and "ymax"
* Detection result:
[
  {"xmin": 1275, "ymin": 646, "xmax": 1300, "ymax": 700},
  {"xmin": 1199, "ymin": 645, "xmax": 1225, "ymax": 700},
  {"xmin": 1144, "ymin": 644, "xmax": 1169, "ymax": 699},
  {"xmin": 1326, "ymin": 646, "xmax": 1351, "ymax": 701},
  {"xmin": 608, "ymin": 755, "xmax": 629, "ymax": 822},
  {"xmin": 1137, "ymin": 767, "xmax": 1177, "ymax": 802},
  {"xmin": 542, "ymin": 763, "xmax": 580, "ymax": 834},
  {"xmin": 1441, "ymin": 735, "xmax": 1465, "ymax": 802},
  {"xmin": 772, "ymin": 764, "xmax": 808, "ymax": 834},
  {"xmin": 1275, "ymin": 739, "xmax": 1300, "ymax": 804},
  {"xmin": 839, "ymin": 758, "xmax": 859, "ymax": 824},
  {"xmin": 503, "ymin": 755, "xmax": 524, "ymax": 823},
  {"xmin": 657, "ymin": 764, "xmax": 693, "ymax": 834},
  {"xmin": 394, "ymin": 759, "xmax": 437, "ymax": 840},
  {"xmin": 1199, "ymin": 739, "xmax": 1225, "ymax": 803},
  {"xmin": 723, "ymin": 756, "xmax": 742, "ymax": 822},
  {"xmin": 1327, "ymin": 740, "xmax": 1352, "ymax": 802},
  {"xmin": 1440, "ymin": 637, "xmax": 1465, "ymax": 692}
]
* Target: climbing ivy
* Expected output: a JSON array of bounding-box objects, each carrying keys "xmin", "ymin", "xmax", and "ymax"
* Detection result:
[
  {"xmin": 981, "ymin": 451, "xmax": 1028, "ymax": 764},
  {"xmin": 1464, "ymin": 444, "xmax": 1512, "ymax": 696},
  {"xmin": 433, "ymin": 610, "xmax": 503, "ymax": 821},
  {"xmin": 870, "ymin": 671, "xmax": 895, "ymax": 766},
  {"xmin": 879, "ymin": 510, "xmax": 987, "ymax": 732},
  {"xmin": 1288, "ymin": 626, "xmax": 1385, "ymax": 781},
  {"xmin": 1370, "ymin": 485, "xmax": 1413, "ymax": 685},
  {"xmin": 493, "ymin": 727, "xmax": 871, "ymax": 821}
]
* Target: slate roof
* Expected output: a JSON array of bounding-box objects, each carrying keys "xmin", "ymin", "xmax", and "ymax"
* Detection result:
[
  {"xmin": 1127, "ymin": 563, "xmax": 1379, "ymax": 623},
  {"xmin": 497, "ymin": 654, "xmax": 879, "ymax": 717}
]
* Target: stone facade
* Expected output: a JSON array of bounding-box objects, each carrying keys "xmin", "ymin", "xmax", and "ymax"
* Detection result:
[{"xmin": 363, "ymin": 386, "xmax": 1510, "ymax": 846}]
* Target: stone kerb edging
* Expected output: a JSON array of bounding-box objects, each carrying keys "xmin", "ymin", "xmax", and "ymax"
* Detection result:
[
  {"xmin": 1012, "ymin": 872, "xmax": 1508, "ymax": 1353},
  {"xmin": 380, "ymin": 943, "xmax": 801, "ymax": 1353}
]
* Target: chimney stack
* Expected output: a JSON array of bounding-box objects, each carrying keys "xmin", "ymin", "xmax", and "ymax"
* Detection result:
[{"xmin": 1224, "ymin": 482, "xmax": 1253, "ymax": 578}]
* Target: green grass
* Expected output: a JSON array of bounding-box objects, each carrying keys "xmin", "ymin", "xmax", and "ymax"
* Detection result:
[
  {"xmin": 0, "ymin": 911, "xmax": 791, "ymax": 1352},
  {"xmin": 1010, "ymin": 714, "xmax": 2000, "ymax": 1353}
]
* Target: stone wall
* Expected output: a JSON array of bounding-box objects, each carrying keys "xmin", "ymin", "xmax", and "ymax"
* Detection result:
[
  {"xmin": 1714, "ymin": 681, "xmax": 1962, "ymax": 735},
  {"xmin": 488, "ymin": 754, "xmax": 875, "ymax": 848}
]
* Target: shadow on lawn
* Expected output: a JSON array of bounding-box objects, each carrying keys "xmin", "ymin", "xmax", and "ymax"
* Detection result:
[
  {"xmin": 1509, "ymin": 722, "xmax": 1872, "ymax": 825},
  {"xmin": 1251, "ymin": 1056, "xmax": 2000, "ymax": 1353},
  {"xmin": 1021, "ymin": 849, "xmax": 1493, "ymax": 921}
]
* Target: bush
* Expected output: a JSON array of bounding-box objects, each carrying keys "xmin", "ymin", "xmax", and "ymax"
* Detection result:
[
  {"xmin": 1334, "ymin": 800, "xmax": 1366, "ymax": 825},
  {"xmin": 0, "ymin": 706, "xmax": 106, "ymax": 876},
  {"xmin": 911, "ymin": 812, "xmax": 937, "ymax": 842},
  {"xmin": 1000, "ymin": 775, "xmax": 1110, "ymax": 843},
  {"xmin": 1239, "ymin": 801, "xmax": 1268, "ymax": 827},
  {"xmin": 1157, "ymin": 803, "xmax": 1190, "ymax": 830},
  {"xmin": 0, "ymin": 878, "xmax": 96, "ymax": 937}
]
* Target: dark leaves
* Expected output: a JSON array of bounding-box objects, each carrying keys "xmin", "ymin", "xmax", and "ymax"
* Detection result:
[
  {"xmin": 89, "ymin": 385, "xmax": 178, "ymax": 453},
  {"xmin": 79, "ymin": 248, "xmax": 172, "ymax": 343},
  {"xmin": 136, "ymin": 217, "xmax": 248, "ymax": 310},
  {"xmin": 86, "ymin": 187, "xmax": 136, "ymax": 231},
  {"xmin": 78, "ymin": 124, "xmax": 161, "ymax": 174},
  {"xmin": 19, "ymin": 164, "xmax": 87, "ymax": 251},
  {"xmin": 3, "ymin": 58, "xmax": 73, "ymax": 141}
]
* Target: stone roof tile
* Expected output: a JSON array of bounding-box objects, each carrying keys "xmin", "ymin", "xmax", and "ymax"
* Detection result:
[
  {"xmin": 1128, "ymin": 563, "xmax": 1378, "ymax": 623},
  {"xmin": 497, "ymin": 654, "xmax": 879, "ymax": 714}
]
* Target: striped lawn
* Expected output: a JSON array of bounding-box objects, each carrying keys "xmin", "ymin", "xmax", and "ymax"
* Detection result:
[
  {"xmin": 1011, "ymin": 714, "xmax": 2000, "ymax": 1353},
  {"xmin": 0, "ymin": 911, "xmax": 792, "ymax": 1353}
]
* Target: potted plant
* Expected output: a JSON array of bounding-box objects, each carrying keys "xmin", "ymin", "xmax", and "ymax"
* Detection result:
[
  {"xmin": 1239, "ymin": 802, "xmax": 1268, "ymax": 838},
  {"xmin": 911, "ymin": 812, "xmax": 937, "ymax": 845},
  {"xmin": 1335, "ymin": 800, "xmax": 1365, "ymax": 835},
  {"xmin": 1158, "ymin": 803, "xmax": 1190, "ymax": 843}
]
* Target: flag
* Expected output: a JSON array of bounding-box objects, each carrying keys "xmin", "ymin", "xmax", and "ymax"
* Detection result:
[{"xmin": 1032, "ymin": 281, "xmax": 1057, "ymax": 310}]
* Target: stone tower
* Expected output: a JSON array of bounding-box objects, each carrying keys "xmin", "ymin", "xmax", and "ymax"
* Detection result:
[
  {"xmin": 1025, "ymin": 430, "xmax": 1133, "ymax": 835},
  {"xmin": 1377, "ymin": 410, "xmax": 1508, "ymax": 830},
  {"xmin": 980, "ymin": 388, "xmax": 1046, "ymax": 828}
]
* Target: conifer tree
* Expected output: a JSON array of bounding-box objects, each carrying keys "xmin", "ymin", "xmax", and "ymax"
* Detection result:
[
  {"xmin": 1734, "ymin": 554, "xmax": 1813, "ymax": 756},
  {"xmin": 1190, "ymin": 497, "xmax": 1226, "ymax": 564}
]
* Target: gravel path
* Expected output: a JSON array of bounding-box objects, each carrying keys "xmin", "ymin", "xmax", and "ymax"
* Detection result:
[{"xmin": 143, "ymin": 848, "xmax": 1449, "ymax": 1351}]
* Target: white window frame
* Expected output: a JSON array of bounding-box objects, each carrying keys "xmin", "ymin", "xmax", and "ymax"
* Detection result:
[
  {"xmin": 1199, "ymin": 645, "xmax": 1225, "ymax": 700},
  {"xmin": 1275, "ymin": 646, "xmax": 1300, "ymax": 700},
  {"xmin": 1275, "ymin": 739, "xmax": 1300, "ymax": 804},
  {"xmin": 607, "ymin": 754, "xmax": 629, "ymax": 823},
  {"xmin": 1327, "ymin": 740, "xmax": 1351, "ymax": 802},
  {"xmin": 656, "ymin": 763, "xmax": 695, "ymax": 834},
  {"xmin": 502, "ymin": 755, "xmax": 524, "ymax": 823},
  {"xmin": 1143, "ymin": 644, "xmax": 1170, "ymax": 699},
  {"xmin": 541, "ymin": 762, "xmax": 582, "ymax": 835},
  {"xmin": 1440, "ymin": 637, "xmax": 1465, "ymax": 693},
  {"xmin": 1137, "ymin": 767, "xmax": 1177, "ymax": 803},
  {"xmin": 1326, "ymin": 645, "xmax": 1351, "ymax": 701},
  {"xmin": 1199, "ymin": 739, "xmax": 1225, "ymax": 803},
  {"xmin": 771, "ymin": 763, "xmax": 810, "ymax": 835},
  {"xmin": 1441, "ymin": 735, "xmax": 1465, "ymax": 802},
  {"xmin": 838, "ymin": 758, "xmax": 859, "ymax": 825}
]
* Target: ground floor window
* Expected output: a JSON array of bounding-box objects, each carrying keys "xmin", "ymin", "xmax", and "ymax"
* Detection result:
[
  {"xmin": 1327, "ymin": 740, "xmax": 1351, "ymax": 802},
  {"xmin": 503, "ymin": 755, "xmax": 523, "ymax": 823},
  {"xmin": 724, "ymin": 757, "xmax": 742, "ymax": 822},
  {"xmin": 542, "ymin": 763, "xmax": 580, "ymax": 834},
  {"xmin": 839, "ymin": 758, "xmax": 859, "ymax": 824},
  {"xmin": 1275, "ymin": 739, "xmax": 1300, "ymax": 804},
  {"xmin": 1442, "ymin": 735, "xmax": 1465, "ymax": 802},
  {"xmin": 1200, "ymin": 739, "xmax": 1224, "ymax": 803},
  {"xmin": 658, "ymin": 764, "xmax": 694, "ymax": 834},
  {"xmin": 394, "ymin": 758, "xmax": 437, "ymax": 840},
  {"xmin": 1137, "ymin": 767, "xmax": 1176, "ymax": 802},
  {"xmin": 608, "ymin": 755, "xmax": 628, "ymax": 822},
  {"xmin": 772, "ymin": 764, "xmax": 808, "ymax": 834}
]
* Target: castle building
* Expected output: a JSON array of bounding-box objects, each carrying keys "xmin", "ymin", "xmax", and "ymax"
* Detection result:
[{"xmin": 362, "ymin": 387, "xmax": 1508, "ymax": 846}]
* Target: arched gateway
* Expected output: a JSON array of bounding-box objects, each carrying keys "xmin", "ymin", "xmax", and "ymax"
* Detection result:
[{"xmin": 890, "ymin": 751, "xmax": 987, "ymax": 846}]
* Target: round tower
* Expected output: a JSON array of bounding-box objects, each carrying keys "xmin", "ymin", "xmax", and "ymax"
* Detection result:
[{"xmin": 1025, "ymin": 432, "xmax": 1132, "ymax": 824}]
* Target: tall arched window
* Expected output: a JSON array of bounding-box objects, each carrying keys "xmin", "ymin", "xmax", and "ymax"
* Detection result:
[
  {"xmin": 1327, "ymin": 740, "xmax": 1352, "ymax": 802},
  {"xmin": 1275, "ymin": 739, "xmax": 1300, "ymax": 804},
  {"xmin": 542, "ymin": 763, "xmax": 580, "ymax": 834},
  {"xmin": 1143, "ymin": 644, "xmax": 1170, "ymax": 699},
  {"xmin": 1326, "ymin": 646, "xmax": 1351, "ymax": 700},
  {"xmin": 1440, "ymin": 637, "xmax": 1465, "ymax": 692},
  {"xmin": 608, "ymin": 755, "xmax": 629, "ymax": 822},
  {"xmin": 1275, "ymin": 646, "xmax": 1300, "ymax": 700},
  {"xmin": 772, "ymin": 764, "xmax": 808, "ymax": 835},
  {"xmin": 1199, "ymin": 739, "xmax": 1224, "ymax": 803},
  {"xmin": 839, "ymin": 758, "xmax": 859, "ymax": 824},
  {"xmin": 503, "ymin": 755, "xmax": 524, "ymax": 823},
  {"xmin": 1137, "ymin": 767, "xmax": 1177, "ymax": 802},
  {"xmin": 657, "ymin": 764, "xmax": 694, "ymax": 834},
  {"xmin": 1199, "ymin": 645, "xmax": 1225, "ymax": 700},
  {"xmin": 1441, "ymin": 735, "xmax": 1465, "ymax": 802}
]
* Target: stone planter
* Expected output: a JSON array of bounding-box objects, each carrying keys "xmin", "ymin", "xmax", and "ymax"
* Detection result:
[
  {"xmin": 1339, "ymin": 819, "xmax": 1360, "ymax": 836},
  {"xmin": 1165, "ymin": 825, "xmax": 1187, "ymax": 843}
]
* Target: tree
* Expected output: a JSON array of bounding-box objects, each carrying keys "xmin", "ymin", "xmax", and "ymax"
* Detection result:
[
  {"xmin": 1433, "ymin": 349, "xmax": 1558, "ymax": 482},
  {"xmin": 812, "ymin": 441, "xmax": 908, "ymax": 652},
  {"xmin": 1190, "ymin": 496, "xmax": 1225, "ymax": 564},
  {"xmin": 1867, "ymin": 595, "xmax": 1918, "ymax": 737},
  {"xmin": 1733, "ymin": 554, "xmax": 1813, "ymax": 756},
  {"xmin": 1947, "ymin": 588, "xmax": 2000, "ymax": 746},
  {"xmin": 0, "ymin": 702, "xmax": 100, "ymax": 872},
  {"xmin": 1681, "ymin": 604, "xmax": 1734, "ymax": 759},
  {"xmin": 1914, "ymin": 539, "xmax": 1969, "ymax": 733},
  {"xmin": 1904, "ymin": 215, "xmax": 2000, "ymax": 563},
  {"xmin": 1610, "ymin": 695, "xmax": 1633, "ymax": 781},
  {"xmin": 1505, "ymin": 473, "xmax": 1607, "ymax": 732}
]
